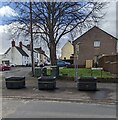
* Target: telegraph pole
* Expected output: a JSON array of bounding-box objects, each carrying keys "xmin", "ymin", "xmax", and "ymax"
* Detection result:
[{"xmin": 30, "ymin": 1, "xmax": 35, "ymax": 76}]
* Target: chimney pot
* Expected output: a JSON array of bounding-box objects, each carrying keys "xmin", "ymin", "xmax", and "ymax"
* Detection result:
[
  {"xmin": 11, "ymin": 40, "xmax": 15, "ymax": 47},
  {"xmin": 19, "ymin": 41, "xmax": 22, "ymax": 49},
  {"xmin": 27, "ymin": 44, "xmax": 31, "ymax": 50}
]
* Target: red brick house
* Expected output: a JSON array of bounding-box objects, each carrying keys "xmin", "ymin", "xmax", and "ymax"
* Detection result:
[{"xmin": 73, "ymin": 26, "xmax": 117, "ymax": 67}]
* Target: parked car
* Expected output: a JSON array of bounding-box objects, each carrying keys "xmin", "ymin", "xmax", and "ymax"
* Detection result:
[
  {"xmin": 57, "ymin": 60, "xmax": 70, "ymax": 67},
  {"xmin": 26, "ymin": 63, "xmax": 31, "ymax": 67},
  {"xmin": 44, "ymin": 61, "xmax": 51, "ymax": 66},
  {"xmin": 0, "ymin": 64, "xmax": 11, "ymax": 71},
  {"xmin": 10, "ymin": 63, "xmax": 16, "ymax": 67}
]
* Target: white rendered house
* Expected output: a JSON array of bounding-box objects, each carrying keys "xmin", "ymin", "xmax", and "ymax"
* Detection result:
[{"xmin": 2, "ymin": 40, "xmax": 40, "ymax": 66}]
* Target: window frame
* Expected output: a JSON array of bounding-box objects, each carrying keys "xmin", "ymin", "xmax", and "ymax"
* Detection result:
[{"xmin": 94, "ymin": 40, "xmax": 101, "ymax": 48}]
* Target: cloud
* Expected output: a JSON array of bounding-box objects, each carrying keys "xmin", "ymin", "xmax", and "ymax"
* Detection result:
[
  {"xmin": 0, "ymin": 22, "xmax": 45, "ymax": 54},
  {"xmin": 0, "ymin": 6, "xmax": 18, "ymax": 17},
  {"xmin": 0, "ymin": 24, "xmax": 11, "ymax": 54},
  {"xmin": 0, "ymin": 2, "xmax": 117, "ymax": 55},
  {"xmin": 0, "ymin": 23, "xmax": 25, "ymax": 54},
  {"xmin": 99, "ymin": 1, "xmax": 116, "ymax": 37}
]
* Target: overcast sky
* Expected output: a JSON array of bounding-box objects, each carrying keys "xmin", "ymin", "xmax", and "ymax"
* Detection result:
[{"xmin": 0, "ymin": 1, "xmax": 117, "ymax": 56}]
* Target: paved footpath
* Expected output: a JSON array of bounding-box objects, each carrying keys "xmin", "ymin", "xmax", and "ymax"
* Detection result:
[
  {"xmin": 2, "ymin": 77, "xmax": 117, "ymax": 104},
  {"xmin": 0, "ymin": 67, "xmax": 117, "ymax": 104}
]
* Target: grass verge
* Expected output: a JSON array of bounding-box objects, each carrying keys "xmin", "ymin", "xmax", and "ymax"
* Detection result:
[{"xmin": 59, "ymin": 68, "xmax": 115, "ymax": 78}]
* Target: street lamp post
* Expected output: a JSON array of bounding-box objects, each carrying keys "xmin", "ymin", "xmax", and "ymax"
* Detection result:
[{"xmin": 74, "ymin": 43, "xmax": 81, "ymax": 81}]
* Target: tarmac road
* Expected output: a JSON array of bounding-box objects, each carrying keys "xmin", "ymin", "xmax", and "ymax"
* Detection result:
[
  {"xmin": 2, "ymin": 98, "xmax": 116, "ymax": 118},
  {"xmin": 1, "ymin": 67, "xmax": 31, "ymax": 78}
]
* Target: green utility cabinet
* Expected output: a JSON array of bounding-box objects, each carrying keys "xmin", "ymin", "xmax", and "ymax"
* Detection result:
[
  {"xmin": 50, "ymin": 66, "xmax": 59, "ymax": 78},
  {"xmin": 35, "ymin": 67, "xmax": 47, "ymax": 77}
]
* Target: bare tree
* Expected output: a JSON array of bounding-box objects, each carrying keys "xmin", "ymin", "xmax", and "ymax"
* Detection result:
[{"xmin": 7, "ymin": 1, "xmax": 107, "ymax": 65}]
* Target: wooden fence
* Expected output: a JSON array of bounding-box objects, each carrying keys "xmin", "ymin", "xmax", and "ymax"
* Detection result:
[{"xmin": 98, "ymin": 54, "xmax": 118, "ymax": 75}]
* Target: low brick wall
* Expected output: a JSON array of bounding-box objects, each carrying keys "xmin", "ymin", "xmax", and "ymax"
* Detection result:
[
  {"xmin": 57, "ymin": 76, "xmax": 118, "ymax": 83},
  {"xmin": 97, "ymin": 78, "xmax": 118, "ymax": 83}
]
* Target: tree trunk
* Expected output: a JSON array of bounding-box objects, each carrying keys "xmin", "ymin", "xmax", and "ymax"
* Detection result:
[{"xmin": 49, "ymin": 41, "xmax": 57, "ymax": 66}]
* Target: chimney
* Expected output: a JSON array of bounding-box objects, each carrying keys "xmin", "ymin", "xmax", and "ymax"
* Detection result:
[
  {"xmin": 39, "ymin": 47, "xmax": 45, "ymax": 54},
  {"xmin": 39, "ymin": 47, "xmax": 42, "ymax": 51},
  {"xmin": 19, "ymin": 41, "xmax": 22, "ymax": 49},
  {"xmin": 11, "ymin": 40, "xmax": 15, "ymax": 47},
  {"xmin": 27, "ymin": 44, "xmax": 31, "ymax": 50}
]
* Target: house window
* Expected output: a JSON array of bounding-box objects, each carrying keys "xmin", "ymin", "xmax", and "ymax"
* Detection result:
[{"xmin": 94, "ymin": 40, "xmax": 100, "ymax": 47}]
